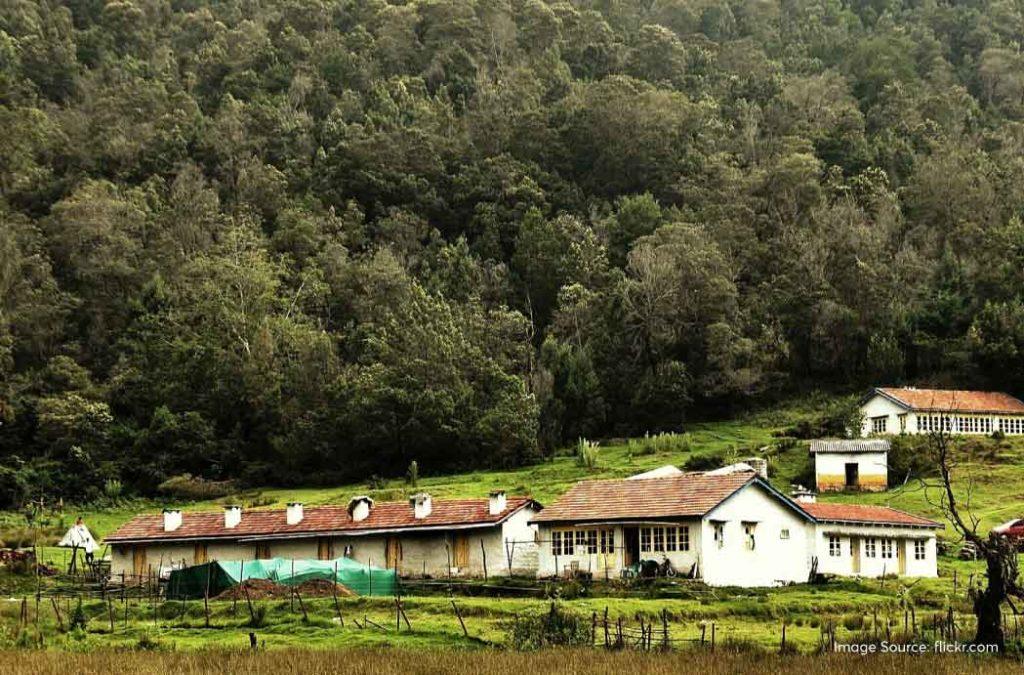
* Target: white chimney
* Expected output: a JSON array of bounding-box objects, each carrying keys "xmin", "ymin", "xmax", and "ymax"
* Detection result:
[
  {"xmin": 348, "ymin": 496, "xmax": 374, "ymax": 522},
  {"xmin": 791, "ymin": 486, "xmax": 816, "ymax": 504},
  {"xmin": 488, "ymin": 490, "xmax": 507, "ymax": 515},
  {"xmin": 224, "ymin": 505, "xmax": 242, "ymax": 528},
  {"xmin": 410, "ymin": 493, "xmax": 432, "ymax": 519},
  {"xmin": 286, "ymin": 502, "xmax": 304, "ymax": 525},
  {"xmin": 163, "ymin": 509, "xmax": 182, "ymax": 532}
]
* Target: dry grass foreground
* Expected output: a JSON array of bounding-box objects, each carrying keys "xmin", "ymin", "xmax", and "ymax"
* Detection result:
[{"xmin": 0, "ymin": 649, "xmax": 1020, "ymax": 674}]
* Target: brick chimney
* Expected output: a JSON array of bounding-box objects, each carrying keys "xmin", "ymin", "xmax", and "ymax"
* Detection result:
[
  {"xmin": 163, "ymin": 509, "xmax": 182, "ymax": 532},
  {"xmin": 224, "ymin": 505, "xmax": 242, "ymax": 529},
  {"xmin": 286, "ymin": 502, "xmax": 304, "ymax": 525},
  {"xmin": 410, "ymin": 493, "xmax": 432, "ymax": 519}
]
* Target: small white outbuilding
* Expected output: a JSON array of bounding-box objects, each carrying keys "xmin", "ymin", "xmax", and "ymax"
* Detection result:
[{"xmin": 809, "ymin": 439, "xmax": 889, "ymax": 492}]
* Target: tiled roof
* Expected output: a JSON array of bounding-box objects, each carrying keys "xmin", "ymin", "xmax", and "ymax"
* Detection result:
[
  {"xmin": 809, "ymin": 439, "xmax": 891, "ymax": 454},
  {"xmin": 875, "ymin": 388, "xmax": 1024, "ymax": 414},
  {"xmin": 799, "ymin": 502, "xmax": 941, "ymax": 528},
  {"xmin": 105, "ymin": 497, "xmax": 535, "ymax": 543},
  {"xmin": 530, "ymin": 472, "xmax": 755, "ymax": 524}
]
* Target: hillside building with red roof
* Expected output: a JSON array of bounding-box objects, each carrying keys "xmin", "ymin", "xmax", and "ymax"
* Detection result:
[
  {"xmin": 105, "ymin": 492, "xmax": 541, "ymax": 581},
  {"xmin": 860, "ymin": 387, "xmax": 1024, "ymax": 436},
  {"xmin": 531, "ymin": 470, "xmax": 940, "ymax": 586}
]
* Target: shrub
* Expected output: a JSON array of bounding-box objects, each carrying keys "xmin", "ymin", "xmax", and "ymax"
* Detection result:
[
  {"xmin": 684, "ymin": 453, "xmax": 724, "ymax": 472},
  {"xmin": 103, "ymin": 478, "xmax": 123, "ymax": 500},
  {"xmin": 157, "ymin": 474, "xmax": 234, "ymax": 500},
  {"xmin": 247, "ymin": 605, "xmax": 268, "ymax": 628},
  {"xmin": 887, "ymin": 435, "xmax": 938, "ymax": 487},
  {"xmin": 69, "ymin": 599, "xmax": 88, "ymax": 631},
  {"xmin": 506, "ymin": 604, "xmax": 592, "ymax": 650},
  {"xmin": 575, "ymin": 438, "xmax": 599, "ymax": 469}
]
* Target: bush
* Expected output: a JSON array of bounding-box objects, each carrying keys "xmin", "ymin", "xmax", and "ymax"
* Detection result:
[
  {"xmin": 575, "ymin": 438, "xmax": 599, "ymax": 469},
  {"xmin": 157, "ymin": 474, "xmax": 234, "ymax": 500},
  {"xmin": 887, "ymin": 435, "xmax": 938, "ymax": 487},
  {"xmin": 684, "ymin": 453, "xmax": 724, "ymax": 471},
  {"xmin": 247, "ymin": 605, "xmax": 268, "ymax": 628},
  {"xmin": 506, "ymin": 604, "xmax": 592, "ymax": 650},
  {"xmin": 628, "ymin": 432, "xmax": 693, "ymax": 457}
]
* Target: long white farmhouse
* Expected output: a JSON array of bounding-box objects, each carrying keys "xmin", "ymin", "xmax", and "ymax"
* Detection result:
[
  {"xmin": 530, "ymin": 471, "xmax": 940, "ymax": 586},
  {"xmin": 105, "ymin": 492, "xmax": 541, "ymax": 580},
  {"xmin": 860, "ymin": 387, "xmax": 1024, "ymax": 436}
]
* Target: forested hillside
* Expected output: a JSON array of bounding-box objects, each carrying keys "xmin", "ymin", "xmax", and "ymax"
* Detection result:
[{"xmin": 3, "ymin": 0, "xmax": 1024, "ymax": 502}]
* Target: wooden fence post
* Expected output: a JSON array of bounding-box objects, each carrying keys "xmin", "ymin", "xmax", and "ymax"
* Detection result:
[{"xmin": 480, "ymin": 539, "xmax": 488, "ymax": 581}]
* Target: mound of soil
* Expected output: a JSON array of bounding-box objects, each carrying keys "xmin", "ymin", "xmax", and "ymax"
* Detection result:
[
  {"xmin": 214, "ymin": 578, "xmax": 354, "ymax": 600},
  {"xmin": 292, "ymin": 578, "xmax": 355, "ymax": 597}
]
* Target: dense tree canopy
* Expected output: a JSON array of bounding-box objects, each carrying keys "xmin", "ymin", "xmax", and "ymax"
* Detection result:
[{"xmin": 3, "ymin": 0, "xmax": 1024, "ymax": 503}]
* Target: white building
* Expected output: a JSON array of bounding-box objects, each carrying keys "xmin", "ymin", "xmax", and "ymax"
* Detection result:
[
  {"xmin": 105, "ymin": 492, "xmax": 541, "ymax": 580},
  {"xmin": 531, "ymin": 471, "xmax": 940, "ymax": 587},
  {"xmin": 809, "ymin": 439, "xmax": 889, "ymax": 492},
  {"xmin": 860, "ymin": 387, "xmax": 1024, "ymax": 436}
]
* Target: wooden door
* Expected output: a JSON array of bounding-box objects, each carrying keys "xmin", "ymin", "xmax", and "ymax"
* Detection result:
[
  {"xmin": 317, "ymin": 537, "xmax": 334, "ymax": 561},
  {"xmin": 385, "ymin": 537, "xmax": 402, "ymax": 570},
  {"xmin": 254, "ymin": 543, "xmax": 271, "ymax": 560},
  {"xmin": 452, "ymin": 534, "xmax": 470, "ymax": 568},
  {"xmin": 897, "ymin": 540, "xmax": 906, "ymax": 575},
  {"xmin": 193, "ymin": 543, "xmax": 208, "ymax": 564},
  {"xmin": 132, "ymin": 546, "xmax": 147, "ymax": 580},
  {"xmin": 850, "ymin": 537, "xmax": 861, "ymax": 574}
]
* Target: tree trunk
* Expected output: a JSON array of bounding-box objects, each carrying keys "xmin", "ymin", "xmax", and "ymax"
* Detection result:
[{"xmin": 971, "ymin": 533, "xmax": 1019, "ymax": 649}]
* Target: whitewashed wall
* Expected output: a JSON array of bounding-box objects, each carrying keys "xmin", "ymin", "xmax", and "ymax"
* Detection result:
[
  {"xmin": 110, "ymin": 507, "xmax": 541, "ymax": 580},
  {"xmin": 700, "ymin": 484, "xmax": 814, "ymax": 587},
  {"xmin": 860, "ymin": 395, "xmax": 909, "ymax": 436},
  {"xmin": 814, "ymin": 451, "xmax": 888, "ymax": 491},
  {"xmin": 812, "ymin": 523, "xmax": 937, "ymax": 578}
]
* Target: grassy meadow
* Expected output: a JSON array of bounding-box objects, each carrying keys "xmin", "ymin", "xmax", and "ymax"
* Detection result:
[{"xmin": 0, "ymin": 648, "xmax": 1020, "ymax": 675}]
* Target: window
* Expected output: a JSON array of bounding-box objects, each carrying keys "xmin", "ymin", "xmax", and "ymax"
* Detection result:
[
  {"xmin": 666, "ymin": 527, "xmax": 677, "ymax": 551},
  {"xmin": 653, "ymin": 527, "xmax": 665, "ymax": 552},
  {"xmin": 713, "ymin": 522, "xmax": 724, "ymax": 549},
  {"xmin": 780, "ymin": 528, "xmax": 790, "ymax": 540},
  {"xmin": 587, "ymin": 530, "xmax": 598, "ymax": 554},
  {"xmin": 828, "ymin": 536, "xmax": 841, "ymax": 557},
  {"xmin": 914, "ymin": 540, "xmax": 926, "ymax": 560},
  {"xmin": 871, "ymin": 416, "xmax": 887, "ymax": 433},
  {"xmin": 600, "ymin": 529, "xmax": 615, "ymax": 554},
  {"xmin": 898, "ymin": 414, "xmax": 907, "ymax": 432},
  {"xmin": 679, "ymin": 526, "xmax": 690, "ymax": 551},
  {"xmin": 880, "ymin": 539, "xmax": 893, "ymax": 559},
  {"xmin": 575, "ymin": 530, "xmax": 587, "ymax": 550},
  {"xmin": 865, "ymin": 538, "xmax": 877, "ymax": 558},
  {"xmin": 551, "ymin": 530, "xmax": 576, "ymax": 556},
  {"xmin": 743, "ymin": 523, "xmax": 757, "ymax": 551},
  {"xmin": 640, "ymin": 528, "xmax": 652, "ymax": 553},
  {"xmin": 255, "ymin": 543, "xmax": 271, "ymax": 560}
]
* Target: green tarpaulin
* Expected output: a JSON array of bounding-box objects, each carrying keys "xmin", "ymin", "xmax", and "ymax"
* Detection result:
[{"xmin": 166, "ymin": 556, "xmax": 396, "ymax": 599}]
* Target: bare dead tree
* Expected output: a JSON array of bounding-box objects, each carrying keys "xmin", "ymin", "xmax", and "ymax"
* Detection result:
[{"xmin": 918, "ymin": 418, "xmax": 1023, "ymax": 648}]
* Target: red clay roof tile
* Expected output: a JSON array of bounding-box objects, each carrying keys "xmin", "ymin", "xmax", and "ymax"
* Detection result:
[
  {"xmin": 799, "ymin": 502, "xmax": 941, "ymax": 527},
  {"xmin": 530, "ymin": 472, "xmax": 755, "ymax": 523},
  {"xmin": 105, "ymin": 497, "xmax": 534, "ymax": 543},
  {"xmin": 877, "ymin": 388, "xmax": 1024, "ymax": 414}
]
